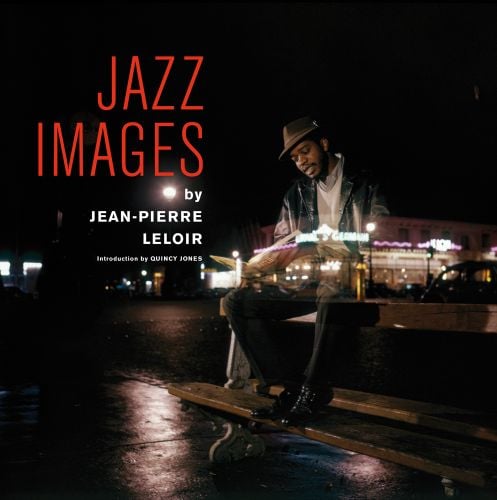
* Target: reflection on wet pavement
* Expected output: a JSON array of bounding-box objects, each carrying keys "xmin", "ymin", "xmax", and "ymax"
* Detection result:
[
  {"xmin": 2, "ymin": 299, "xmax": 495, "ymax": 499},
  {"xmin": 0, "ymin": 376, "xmax": 221, "ymax": 498},
  {"xmin": 0, "ymin": 374, "xmax": 453, "ymax": 499},
  {"xmin": 108, "ymin": 378, "xmax": 218, "ymax": 498}
]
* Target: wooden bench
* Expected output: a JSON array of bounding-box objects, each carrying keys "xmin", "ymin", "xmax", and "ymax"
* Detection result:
[
  {"xmin": 168, "ymin": 382, "xmax": 497, "ymax": 493},
  {"xmin": 167, "ymin": 301, "xmax": 497, "ymax": 497}
]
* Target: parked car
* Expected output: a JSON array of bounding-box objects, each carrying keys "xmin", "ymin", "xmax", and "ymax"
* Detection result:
[
  {"xmin": 366, "ymin": 283, "xmax": 402, "ymax": 299},
  {"xmin": 421, "ymin": 260, "xmax": 497, "ymax": 304},
  {"xmin": 399, "ymin": 283, "xmax": 426, "ymax": 302}
]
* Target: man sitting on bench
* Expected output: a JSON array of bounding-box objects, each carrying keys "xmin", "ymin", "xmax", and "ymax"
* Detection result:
[{"xmin": 223, "ymin": 116, "xmax": 389, "ymax": 426}]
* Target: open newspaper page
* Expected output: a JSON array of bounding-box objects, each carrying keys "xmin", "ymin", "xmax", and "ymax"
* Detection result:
[
  {"xmin": 209, "ymin": 230, "xmax": 301, "ymax": 277},
  {"xmin": 210, "ymin": 227, "xmax": 353, "ymax": 282}
]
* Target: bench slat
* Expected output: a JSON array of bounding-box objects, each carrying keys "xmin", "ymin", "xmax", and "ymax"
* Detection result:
[
  {"xmin": 252, "ymin": 382, "xmax": 497, "ymax": 444},
  {"xmin": 288, "ymin": 303, "xmax": 497, "ymax": 333},
  {"xmin": 168, "ymin": 382, "xmax": 497, "ymax": 488},
  {"xmin": 333, "ymin": 388, "xmax": 497, "ymax": 444}
]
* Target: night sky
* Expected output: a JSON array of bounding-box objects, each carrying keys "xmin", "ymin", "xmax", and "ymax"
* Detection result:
[{"xmin": 3, "ymin": 3, "xmax": 497, "ymax": 261}]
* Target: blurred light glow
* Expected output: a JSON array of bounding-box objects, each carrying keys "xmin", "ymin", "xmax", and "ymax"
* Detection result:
[
  {"xmin": 23, "ymin": 262, "xmax": 42, "ymax": 275},
  {"xmin": 366, "ymin": 222, "xmax": 376, "ymax": 233},
  {"xmin": 374, "ymin": 241, "xmax": 412, "ymax": 248},
  {"xmin": 296, "ymin": 228, "xmax": 369, "ymax": 244},
  {"xmin": 0, "ymin": 261, "xmax": 10, "ymax": 276},
  {"xmin": 418, "ymin": 239, "xmax": 454, "ymax": 252},
  {"xmin": 162, "ymin": 186, "xmax": 177, "ymax": 199}
]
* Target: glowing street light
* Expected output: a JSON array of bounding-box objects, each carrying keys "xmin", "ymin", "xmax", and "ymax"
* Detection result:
[
  {"xmin": 141, "ymin": 270, "xmax": 147, "ymax": 276},
  {"xmin": 365, "ymin": 222, "xmax": 376, "ymax": 291},
  {"xmin": 162, "ymin": 186, "xmax": 177, "ymax": 200},
  {"xmin": 232, "ymin": 250, "xmax": 241, "ymax": 286},
  {"xmin": 426, "ymin": 245, "xmax": 435, "ymax": 286}
]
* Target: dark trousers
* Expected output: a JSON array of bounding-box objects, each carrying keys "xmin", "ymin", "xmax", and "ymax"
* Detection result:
[{"xmin": 223, "ymin": 283, "xmax": 341, "ymax": 389}]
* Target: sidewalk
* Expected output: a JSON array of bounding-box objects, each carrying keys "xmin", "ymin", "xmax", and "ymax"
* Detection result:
[
  {"xmin": 0, "ymin": 299, "xmax": 494, "ymax": 498},
  {"xmin": 1, "ymin": 369, "xmax": 474, "ymax": 500}
]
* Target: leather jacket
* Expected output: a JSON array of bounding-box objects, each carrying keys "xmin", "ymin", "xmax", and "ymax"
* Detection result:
[{"xmin": 274, "ymin": 159, "xmax": 389, "ymax": 255}]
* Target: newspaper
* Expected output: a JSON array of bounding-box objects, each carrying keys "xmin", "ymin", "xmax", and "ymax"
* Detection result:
[
  {"xmin": 210, "ymin": 229, "xmax": 352, "ymax": 279},
  {"xmin": 210, "ymin": 230, "xmax": 299, "ymax": 278}
]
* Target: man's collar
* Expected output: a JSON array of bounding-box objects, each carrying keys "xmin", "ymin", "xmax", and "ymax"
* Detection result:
[{"xmin": 317, "ymin": 154, "xmax": 343, "ymax": 191}]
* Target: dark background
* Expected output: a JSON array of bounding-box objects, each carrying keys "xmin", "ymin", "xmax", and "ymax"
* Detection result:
[{"xmin": 2, "ymin": 2, "xmax": 497, "ymax": 262}]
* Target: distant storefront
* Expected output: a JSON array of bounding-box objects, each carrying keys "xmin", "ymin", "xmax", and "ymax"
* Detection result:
[
  {"xmin": 0, "ymin": 254, "xmax": 43, "ymax": 293},
  {"xmin": 212, "ymin": 216, "xmax": 497, "ymax": 291}
]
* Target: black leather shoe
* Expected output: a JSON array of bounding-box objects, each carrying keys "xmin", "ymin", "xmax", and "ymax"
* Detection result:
[
  {"xmin": 280, "ymin": 384, "xmax": 334, "ymax": 427},
  {"xmin": 251, "ymin": 389, "xmax": 298, "ymax": 419}
]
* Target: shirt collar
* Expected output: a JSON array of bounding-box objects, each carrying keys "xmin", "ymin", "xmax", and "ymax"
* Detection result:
[{"xmin": 318, "ymin": 154, "xmax": 343, "ymax": 191}]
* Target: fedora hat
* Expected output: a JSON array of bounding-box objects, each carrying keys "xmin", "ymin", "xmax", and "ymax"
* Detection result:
[{"xmin": 278, "ymin": 116, "xmax": 320, "ymax": 160}]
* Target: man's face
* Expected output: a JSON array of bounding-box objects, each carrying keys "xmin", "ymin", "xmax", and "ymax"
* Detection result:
[{"xmin": 289, "ymin": 139, "xmax": 328, "ymax": 179}]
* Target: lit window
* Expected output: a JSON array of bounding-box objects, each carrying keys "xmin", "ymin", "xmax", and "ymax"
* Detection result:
[
  {"xmin": 0, "ymin": 261, "xmax": 10, "ymax": 276},
  {"xmin": 23, "ymin": 262, "xmax": 42, "ymax": 275}
]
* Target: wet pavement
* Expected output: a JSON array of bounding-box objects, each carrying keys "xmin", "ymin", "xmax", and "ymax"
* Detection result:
[{"xmin": 1, "ymin": 298, "xmax": 496, "ymax": 499}]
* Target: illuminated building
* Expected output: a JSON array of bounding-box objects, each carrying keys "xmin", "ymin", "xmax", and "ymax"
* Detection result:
[{"xmin": 255, "ymin": 216, "xmax": 497, "ymax": 289}]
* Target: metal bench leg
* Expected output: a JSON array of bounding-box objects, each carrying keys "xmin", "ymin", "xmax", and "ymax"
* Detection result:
[
  {"xmin": 180, "ymin": 399, "xmax": 265, "ymax": 463},
  {"xmin": 441, "ymin": 477, "xmax": 460, "ymax": 497},
  {"xmin": 224, "ymin": 330, "xmax": 251, "ymax": 389},
  {"xmin": 209, "ymin": 421, "xmax": 266, "ymax": 463}
]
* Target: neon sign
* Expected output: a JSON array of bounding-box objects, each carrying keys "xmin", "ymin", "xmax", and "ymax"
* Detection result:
[
  {"xmin": 373, "ymin": 241, "xmax": 412, "ymax": 248},
  {"xmin": 417, "ymin": 239, "xmax": 459, "ymax": 252},
  {"xmin": 295, "ymin": 225, "xmax": 369, "ymax": 244}
]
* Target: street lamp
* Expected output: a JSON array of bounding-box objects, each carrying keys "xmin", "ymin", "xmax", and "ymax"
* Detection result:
[
  {"xmin": 365, "ymin": 222, "xmax": 376, "ymax": 291},
  {"xmin": 162, "ymin": 186, "xmax": 177, "ymax": 200},
  {"xmin": 426, "ymin": 245, "xmax": 435, "ymax": 286},
  {"xmin": 232, "ymin": 250, "xmax": 241, "ymax": 287}
]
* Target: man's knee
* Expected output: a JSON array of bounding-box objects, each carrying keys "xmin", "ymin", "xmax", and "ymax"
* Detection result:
[
  {"xmin": 224, "ymin": 287, "xmax": 277, "ymax": 318},
  {"xmin": 316, "ymin": 282, "xmax": 340, "ymax": 304},
  {"xmin": 222, "ymin": 288, "xmax": 247, "ymax": 317}
]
